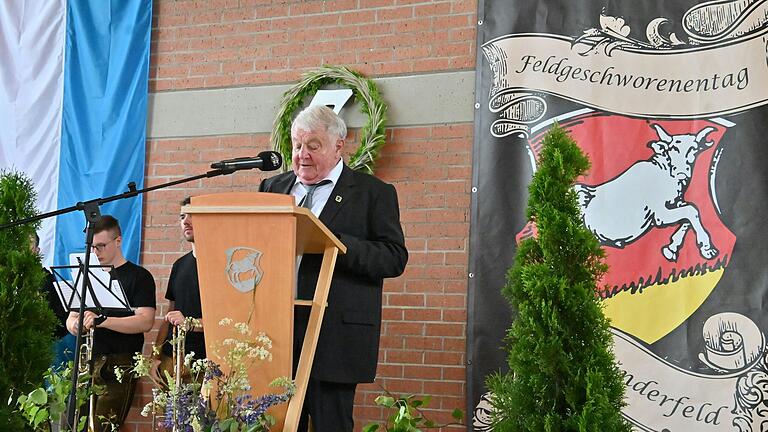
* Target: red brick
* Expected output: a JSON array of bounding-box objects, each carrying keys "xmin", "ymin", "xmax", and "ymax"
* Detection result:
[
  {"xmin": 443, "ymin": 309, "xmax": 467, "ymax": 322},
  {"xmin": 404, "ymin": 365, "xmax": 442, "ymax": 379},
  {"xmin": 340, "ymin": 10, "xmax": 376, "ymax": 24},
  {"xmin": 425, "ymin": 351, "xmax": 464, "ymax": 365},
  {"xmin": 385, "ymin": 349, "xmax": 425, "ymax": 364},
  {"xmin": 427, "ymin": 237, "xmax": 467, "ymax": 250},
  {"xmin": 404, "ymin": 308, "xmax": 441, "ymax": 321},
  {"xmin": 386, "ymin": 293, "xmax": 425, "ymax": 307},
  {"xmin": 404, "ymin": 336, "xmax": 443, "ymax": 350},
  {"xmin": 426, "ymin": 322, "xmax": 465, "ymax": 337},
  {"xmin": 415, "ymin": 2, "xmax": 452, "ymax": 17},
  {"xmin": 379, "ymin": 377, "xmax": 423, "ymax": 394},
  {"xmin": 377, "ymin": 6, "xmax": 414, "ymax": 21},
  {"xmin": 385, "ymin": 321, "xmax": 424, "ymax": 336},
  {"xmin": 405, "ymin": 252, "xmax": 444, "ymax": 266},
  {"xmin": 426, "ymin": 294, "xmax": 465, "ymax": 308},
  {"xmin": 382, "ymin": 307, "xmax": 404, "ymax": 321}
]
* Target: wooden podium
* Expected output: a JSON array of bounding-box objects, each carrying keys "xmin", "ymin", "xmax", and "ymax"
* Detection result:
[{"xmin": 184, "ymin": 192, "xmax": 346, "ymax": 432}]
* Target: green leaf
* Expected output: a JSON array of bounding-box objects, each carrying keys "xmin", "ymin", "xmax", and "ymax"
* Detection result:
[
  {"xmin": 374, "ymin": 395, "xmax": 396, "ymax": 407},
  {"xmin": 362, "ymin": 424, "xmax": 380, "ymax": 432},
  {"xmin": 32, "ymin": 407, "xmax": 49, "ymax": 428},
  {"xmin": 29, "ymin": 388, "xmax": 47, "ymax": 404}
]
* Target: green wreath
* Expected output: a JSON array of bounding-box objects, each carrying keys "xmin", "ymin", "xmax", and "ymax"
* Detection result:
[{"xmin": 270, "ymin": 66, "xmax": 387, "ymax": 174}]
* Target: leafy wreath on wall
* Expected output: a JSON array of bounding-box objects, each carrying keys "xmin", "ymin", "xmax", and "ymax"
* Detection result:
[{"xmin": 270, "ymin": 66, "xmax": 388, "ymax": 174}]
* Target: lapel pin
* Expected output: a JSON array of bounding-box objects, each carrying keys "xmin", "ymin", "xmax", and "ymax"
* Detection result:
[{"xmin": 335, "ymin": 195, "xmax": 342, "ymax": 203}]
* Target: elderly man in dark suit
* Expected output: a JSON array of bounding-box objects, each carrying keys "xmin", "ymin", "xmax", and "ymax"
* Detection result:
[{"xmin": 259, "ymin": 105, "xmax": 408, "ymax": 432}]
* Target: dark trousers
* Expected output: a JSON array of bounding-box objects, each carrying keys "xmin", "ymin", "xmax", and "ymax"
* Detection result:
[
  {"xmin": 297, "ymin": 378, "xmax": 357, "ymax": 432},
  {"xmin": 91, "ymin": 353, "xmax": 137, "ymax": 432}
]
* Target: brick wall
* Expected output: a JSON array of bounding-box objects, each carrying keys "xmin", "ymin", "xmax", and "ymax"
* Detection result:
[
  {"xmin": 150, "ymin": 0, "xmax": 476, "ymax": 91},
  {"xmin": 127, "ymin": 1, "xmax": 476, "ymax": 430}
]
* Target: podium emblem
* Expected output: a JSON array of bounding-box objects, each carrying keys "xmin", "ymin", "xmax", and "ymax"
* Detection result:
[{"xmin": 224, "ymin": 247, "xmax": 263, "ymax": 293}]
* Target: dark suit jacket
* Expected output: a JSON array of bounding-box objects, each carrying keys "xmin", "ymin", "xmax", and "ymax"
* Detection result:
[{"xmin": 259, "ymin": 165, "xmax": 408, "ymax": 383}]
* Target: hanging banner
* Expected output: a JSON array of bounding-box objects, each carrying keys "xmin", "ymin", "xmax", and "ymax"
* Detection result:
[
  {"xmin": 469, "ymin": 1, "xmax": 768, "ymax": 431},
  {"xmin": 0, "ymin": 0, "xmax": 153, "ymax": 267}
]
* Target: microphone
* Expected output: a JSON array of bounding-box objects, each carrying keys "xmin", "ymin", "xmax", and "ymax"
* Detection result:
[{"xmin": 211, "ymin": 150, "xmax": 282, "ymax": 172}]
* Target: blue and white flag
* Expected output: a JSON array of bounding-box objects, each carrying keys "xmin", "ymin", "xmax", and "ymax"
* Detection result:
[{"xmin": 0, "ymin": 0, "xmax": 152, "ymax": 266}]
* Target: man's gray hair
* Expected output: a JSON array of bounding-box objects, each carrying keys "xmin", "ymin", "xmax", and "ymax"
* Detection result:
[{"xmin": 291, "ymin": 105, "xmax": 347, "ymax": 141}]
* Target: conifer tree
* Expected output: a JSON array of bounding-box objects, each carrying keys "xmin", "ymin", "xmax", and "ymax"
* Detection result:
[
  {"xmin": 487, "ymin": 125, "xmax": 631, "ymax": 431},
  {"xmin": 0, "ymin": 171, "xmax": 56, "ymax": 429}
]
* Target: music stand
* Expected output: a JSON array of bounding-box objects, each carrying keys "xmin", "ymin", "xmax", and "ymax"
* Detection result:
[
  {"xmin": 51, "ymin": 262, "xmax": 131, "ymax": 314},
  {"xmin": 50, "ymin": 260, "xmax": 132, "ymax": 428}
]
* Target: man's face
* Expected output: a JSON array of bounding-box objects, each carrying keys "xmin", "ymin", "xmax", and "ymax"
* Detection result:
[
  {"xmin": 92, "ymin": 229, "xmax": 120, "ymax": 266},
  {"xmin": 29, "ymin": 234, "xmax": 40, "ymax": 255},
  {"xmin": 291, "ymin": 127, "xmax": 342, "ymax": 184},
  {"xmin": 180, "ymin": 213, "xmax": 194, "ymax": 242}
]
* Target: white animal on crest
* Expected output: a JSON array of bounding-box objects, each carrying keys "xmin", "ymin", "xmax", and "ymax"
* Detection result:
[{"xmin": 574, "ymin": 123, "xmax": 717, "ymax": 262}]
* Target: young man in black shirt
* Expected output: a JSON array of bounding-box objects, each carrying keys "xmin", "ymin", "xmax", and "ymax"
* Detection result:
[
  {"xmin": 151, "ymin": 197, "xmax": 205, "ymax": 383},
  {"xmin": 65, "ymin": 215, "xmax": 156, "ymax": 431}
]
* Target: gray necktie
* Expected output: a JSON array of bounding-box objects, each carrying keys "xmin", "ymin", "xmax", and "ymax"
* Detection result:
[{"xmin": 300, "ymin": 180, "xmax": 331, "ymax": 209}]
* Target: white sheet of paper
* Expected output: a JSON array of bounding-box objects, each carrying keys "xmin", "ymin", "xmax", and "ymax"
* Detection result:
[
  {"xmin": 68, "ymin": 252, "xmax": 111, "ymax": 281},
  {"xmin": 55, "ymin": 278, "xmax": 127, "ymax": 310},
  {"xmin": 55, "ymin": 256, "xmax": 129, "ymax": 311}
]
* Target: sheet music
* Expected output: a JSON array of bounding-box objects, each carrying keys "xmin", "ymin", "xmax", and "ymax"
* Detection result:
[
  {"xmin": 50, "ymin": 255, "xmax": 131, "ymax": 312},
  {"xmin": 54, "ymin": 278, "xmax": 129, "ymax": 310},
  {"xmin": 68, "ymin": 252, "xmax": 110, "ymax": 282}
]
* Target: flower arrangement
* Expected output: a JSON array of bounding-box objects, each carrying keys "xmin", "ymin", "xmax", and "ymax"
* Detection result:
[{"xmin": 122, "ymin": 318, "xmax": 295, "ymax": 432}]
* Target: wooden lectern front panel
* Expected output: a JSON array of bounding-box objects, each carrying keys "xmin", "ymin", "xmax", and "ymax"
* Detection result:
[{"xmin": 187, "ymin": 193, "xmax": 297, "ymax": 427}]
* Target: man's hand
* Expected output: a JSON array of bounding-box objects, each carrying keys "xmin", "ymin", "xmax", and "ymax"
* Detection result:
[
  {"xmin": 82, "ymin": 311, "xmax": 99, "ymax": 330},
  {"xmin": 67, "ymin": 311, "xmax": 106, "ymax": 334},
  {"xmin": 165, "ymin": 310, "xmax": 186, "ymax": 326}
]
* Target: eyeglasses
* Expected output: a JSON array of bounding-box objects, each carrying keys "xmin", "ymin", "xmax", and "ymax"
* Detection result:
[{"xmin": 91, "ymin": 237, "xmax": 118, "ymax": 252}]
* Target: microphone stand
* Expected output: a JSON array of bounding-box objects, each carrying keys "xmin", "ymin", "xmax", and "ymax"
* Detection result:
[{"xmin": 0, "ymin": 166, "xmax": 242, "ymax": 429}]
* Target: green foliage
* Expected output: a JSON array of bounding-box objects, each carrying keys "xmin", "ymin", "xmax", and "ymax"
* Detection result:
[
  {"xmin": 487, "ymin": 125, "xmax": 631, "ymax": 431},
  {"xmin": 270, "ymin": 65, "xmax": 388, "ymax": 174},
  {"xmin": 363, "ymin": 390, "xmax": 464, "ymax": 432},
  {"xmin": 16, "ymin": 362, "xmax": 94, "ymax": 431},
  {"xmin": 0, "ymin": 171, "xmax": 57, "ymax": 428}
]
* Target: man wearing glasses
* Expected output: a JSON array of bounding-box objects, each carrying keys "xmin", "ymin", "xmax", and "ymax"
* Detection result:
[{"xmin": 66, "ymin": 215, "xmax": 156, "ymax": 431}]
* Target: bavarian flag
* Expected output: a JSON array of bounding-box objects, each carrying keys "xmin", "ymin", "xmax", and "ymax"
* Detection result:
[{"xmin": 0, "ymin": 0, "xmax": 152, "ymax": 266}]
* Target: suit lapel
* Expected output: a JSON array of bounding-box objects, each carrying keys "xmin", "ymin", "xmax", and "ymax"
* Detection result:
[
  {"xmin": 319, "ymin": 165, "xmax": 355, "ymax": 227},
  {"xmin": 273, "ymin": 172, "xmax": 297, "ymax": 195}
]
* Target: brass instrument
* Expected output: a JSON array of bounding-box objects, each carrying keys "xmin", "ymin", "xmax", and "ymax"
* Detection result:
[
  {"xmin": 174, "ymin": 321, "xmax": 188, "ymax": 389},
  {"xmin": 172, "ymin": 321, "xmax": 188, "ymax": 432},
  {"xmin": 73, "ymin": 326, "xmax": 96, "ymax": 431}
]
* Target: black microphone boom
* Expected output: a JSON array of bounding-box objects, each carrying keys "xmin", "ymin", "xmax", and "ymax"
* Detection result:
[{"xmin": 210, "ymin": 150, "xmax": 282, "ymax": 172}]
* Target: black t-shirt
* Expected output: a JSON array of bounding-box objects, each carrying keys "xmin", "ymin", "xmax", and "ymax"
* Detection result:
[
  {"xmin": 162, "ymin": 252, "xmax": 206, "ymax": 359},
  {"xmin": 93, "ymin": 261, "xmax": 156, "ymax": 355}
]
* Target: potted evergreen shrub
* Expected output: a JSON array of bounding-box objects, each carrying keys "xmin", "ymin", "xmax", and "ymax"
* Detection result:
[
  {"xmin": 0, "ymin": 171, "xmax": 56, "ymax": 429},
  {"xmin": 487, "ymin": 125, "xmax": 632, "ymax": 431}
]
